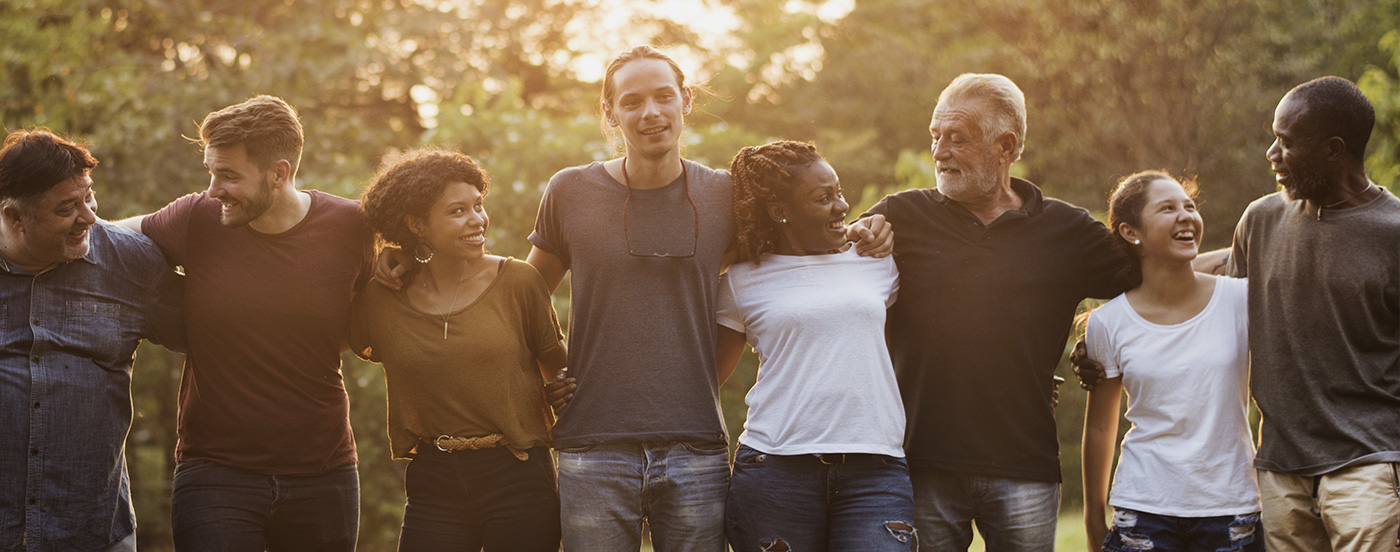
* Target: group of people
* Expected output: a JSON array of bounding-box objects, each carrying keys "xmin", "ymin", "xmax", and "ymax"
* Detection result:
[{"xmin": 1, "ymin": 42, "xmax": 1396, "ymax": 552}]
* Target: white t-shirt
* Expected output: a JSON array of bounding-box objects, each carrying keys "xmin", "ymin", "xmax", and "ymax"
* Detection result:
[
  {"xmin": 716, "ymin": 248, "xmax": 903, "ymax": 457},
  {"xmin": 1086, "ymin": 275, "xmax": 1259, "ymax": 517}
]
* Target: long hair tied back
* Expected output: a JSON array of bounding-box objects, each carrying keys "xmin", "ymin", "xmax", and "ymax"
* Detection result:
[{"xmin": 729, "ymin": 140, "xmax": 824, "ymax": 264}]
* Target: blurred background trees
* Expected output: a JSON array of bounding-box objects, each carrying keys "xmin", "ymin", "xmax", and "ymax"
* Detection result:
[{"xmin": 4, "ymin": 0, "xmax": 1398, "ymax": 548}]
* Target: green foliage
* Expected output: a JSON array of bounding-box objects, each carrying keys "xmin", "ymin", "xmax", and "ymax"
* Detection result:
[
  {"xmin": 7, "ymin": 0, "xmax": 1398, "ymax": 547},
  {"xmin": 1360, "ymin": 30, "xmax": 1400, "ymax": 191}
]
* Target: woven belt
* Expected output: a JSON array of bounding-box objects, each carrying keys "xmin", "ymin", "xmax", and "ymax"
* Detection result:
[{"xmin": 429, "ymin": 434, "xmax": 529, "ymax": 461}]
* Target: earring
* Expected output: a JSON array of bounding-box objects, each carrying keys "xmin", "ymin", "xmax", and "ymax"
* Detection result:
[
  {"xmin": 413, "ymin": 242, "xmax": 434, "ymax": 264},
  {"xmin": 779, "ymin": 218, "xmax": 788, "ymax": 224},
  {"xmin": 1132, "ymin": 240, "xmax": 1140, "ymax": 245}
]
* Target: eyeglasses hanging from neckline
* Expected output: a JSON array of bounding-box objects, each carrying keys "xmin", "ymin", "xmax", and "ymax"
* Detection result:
[{"xmin": 621, "ymin": 157, "xmax": 699, "ymax": 258}]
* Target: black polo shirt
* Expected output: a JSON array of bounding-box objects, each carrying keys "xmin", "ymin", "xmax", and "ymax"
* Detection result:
[{"xmin": 868, "ymin": 178, "xmax": 1128, "ymax": 482}]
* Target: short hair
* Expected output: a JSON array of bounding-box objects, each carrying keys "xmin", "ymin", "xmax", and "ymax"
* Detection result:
[
  {"xmin": 729, "ymin": 140, "xmax": 827, "ymax": 264},
  {"xmin": 359, "ymin": 149, "xmax": 490, "ymax": 250},
  {"xmin": 0, "ymin": 129, "xmax": 98, "ymax": 212},
  {"xmin": 1106, "ymin": 170, "xmax": 1199, "ymax": 287},
  {"xmin": 198, "ymin": 95, "xmax": 305, "ymax": 174},
  {"xmin": 1287, "ymin": 76, "xmax": 1375, "ymax": 159},
  {"xmin": 937, "ymin": 74, "xmax": 1027, "ymax": 162}
]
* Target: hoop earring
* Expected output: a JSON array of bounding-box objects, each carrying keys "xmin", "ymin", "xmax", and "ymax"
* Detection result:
[{"xmin": 414, "ymin": 242, "xmax": 434, "ymax": 264}]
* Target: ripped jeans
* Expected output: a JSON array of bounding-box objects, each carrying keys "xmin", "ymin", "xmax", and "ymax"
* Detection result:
[
  {"xmin": 1103, "ymin": 508, "xmax": 1263, "ymax": 552},
  {"xmin": 725, "ymin": 445, "xmax": 918, "ymax": 552}
]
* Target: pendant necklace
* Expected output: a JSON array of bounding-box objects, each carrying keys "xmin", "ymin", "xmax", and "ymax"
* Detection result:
[
  {"xmin": 1317, "ymin": 183, "xmax": 1376, "ymax": 221},
  {"xmin": 427, "ymin": 262, "xmax": 470, "ymax": 340}
]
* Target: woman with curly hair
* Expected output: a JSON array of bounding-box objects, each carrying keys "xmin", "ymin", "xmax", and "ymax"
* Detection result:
[
  {"xmin": 350, "ymin": 149, "xmax": 567, "ymax": 552},
  {"xmin": 716, "ymin": 140, "xmax": 915, "ymax": 551}
]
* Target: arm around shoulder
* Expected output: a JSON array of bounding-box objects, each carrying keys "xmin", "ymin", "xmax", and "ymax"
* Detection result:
[{"xmin": 114, "ymin": 214, "xmax": 146, "ymax": 233}]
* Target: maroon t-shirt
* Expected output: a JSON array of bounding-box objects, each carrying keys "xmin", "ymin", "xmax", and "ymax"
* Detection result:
[{"xmin": 143, "ymin": 190, "xmax": 373, "ymax": 475}]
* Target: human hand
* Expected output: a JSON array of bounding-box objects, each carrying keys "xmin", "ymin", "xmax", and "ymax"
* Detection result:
[
  {"xmin": 847, "ymin": 214, "xmax": 893, "ymax": 258},
  {"xmin": 1051, "ymin": 375, "xmax": 1065, "ymax": 408},
  {"xmin": 1071, "ymin": 339, "xmax": 1106, "ymax": 391},
  {"xmin": 545, "ymin": 368, "xmax": 577, "ymax": 414},
  {"xmin": 373, "ymin": 247, "xmax": 410, "ymax": 291}
]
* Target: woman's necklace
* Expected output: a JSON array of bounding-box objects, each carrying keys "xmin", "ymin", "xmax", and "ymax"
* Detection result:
[
  {"xmin": 425, "ymin": 262, "xmax": 471, "ymax": 340},
  {"xmin": 1317, "ymin": 183, "xmax": 1377, "ymax": 221}
]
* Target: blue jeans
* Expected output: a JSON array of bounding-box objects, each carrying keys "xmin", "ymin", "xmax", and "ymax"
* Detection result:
[
  {"xmin": 1104, "ymin": 508, "xmax": 1262, "ymax": 552},
  {"xmin": 170, "ymin": 460, "xmax": 359, "ymax": 552},
  {"xmin": 910, "ymin": 468, "xmax": 1059, "ymax": 552},
  {"xmin": 557, "ymin": 441, "xmax": 729, "ymax": 552},
  {"xmin": 398, "ymin": 445, "xmax": 560, "ymax": 551},
  {"xmin": 725, "ymin": 445, "xmax": 918, "ymax": 552}
]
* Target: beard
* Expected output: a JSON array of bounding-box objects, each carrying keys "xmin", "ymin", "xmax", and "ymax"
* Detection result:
[
  {"xmin": 936, "ymin": 158, "xmax": 1000, "ymax": 202},
  {"xmin": 1281, "ymin": 162, "xmax": 1331, "ymax": 203},
  {"xmin": 219, "ymin": 176, "xmax": 276, "ymax": 227}
]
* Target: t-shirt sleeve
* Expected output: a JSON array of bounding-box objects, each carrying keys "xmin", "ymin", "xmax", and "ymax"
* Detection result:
[
  {"xmin": 1077, "ymin": 212, "xmax": 1132, "ymax": 299},
  {"xmin": 527, "ymin": 172, "xmax": 571, "ymax": 269},
  {"xmin": 1085, "ymin": 308, "xmax": 1122, "ymax": 379},
  {"xmin": 1227, "ymin": 210, "xmax": 1250, "ymax": 278},
  {"xmin": 520, "ymin": 262, "xmax": 565, "ymax": 358},
  {"xmin": 133, "ymin": 233, "xmax": 187, "ymax": 352},
  {"xmin": 861, "ymin": 193, "xmax": 893, "ymax": 220},
  {"xmin": 347, "ymin": 291, "xmax": 377, "ymax": 362},
  {"xmin": 141, "ymin": 193, "xmax": 202, "ymax": 266},
  {"xmin": 882, "ymin": 255, "xmax": 900, "ymax": 308},
  {"xmin": 715, "ymin": 271, "xmax": 745, "ymax": 333}
]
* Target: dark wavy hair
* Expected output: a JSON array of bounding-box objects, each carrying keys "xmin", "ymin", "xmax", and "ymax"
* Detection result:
[
  {"xmin": 360, "ymin": 148, "xmax": 490, "ymax": 251},
  {"xmin": 0, "ymin": 129, "xmax": 98, "ymax": 213},
  {"xmin": 1107, "ymin": 170, "xmax": 1199, "ymax": 288},
  {"xmin": 729, "ymin": 140, "xmax": 826, "ymax": 264}
]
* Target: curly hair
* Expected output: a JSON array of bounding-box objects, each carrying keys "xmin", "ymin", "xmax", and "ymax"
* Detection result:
[
  {"xmin": 360, "ymin": 148, "xmax": 490, "ymax": 251},
  {"xmin": 1107, "ymin": 170, "xmax": 1199, "ymax": 288},
  {"xmin": 729, "ymin": 140, "xmax": 825, "ymax": 264}
]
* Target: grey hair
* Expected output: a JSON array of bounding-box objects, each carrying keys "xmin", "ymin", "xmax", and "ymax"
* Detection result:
[{"xmin": 937, "ymin": 73, "xmax": 1027, "ymax": 163}]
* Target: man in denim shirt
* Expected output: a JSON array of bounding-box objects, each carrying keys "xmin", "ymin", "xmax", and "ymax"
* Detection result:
[{"xmin": 0, "ymin": 130, "xmax": 183, "ymax": 552}]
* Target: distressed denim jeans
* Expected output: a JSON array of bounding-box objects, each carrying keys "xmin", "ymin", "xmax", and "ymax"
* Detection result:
[
  {"xmin": 558, "ymin": 441, "xmax": 729, "ymax": 552},
  {"xmin": 1103, "ymin": 508, "xmax": 1262, "ymax": 552},
  {"xmin": 910, "ymin": 468, "xmax": 1059, "ymax": 552},
  {"xmin": 725, "ymin": 445, "xmax": 918, "ymax": 552}
]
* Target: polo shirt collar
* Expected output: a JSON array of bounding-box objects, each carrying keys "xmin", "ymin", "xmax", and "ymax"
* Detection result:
[{"xmin": 931, "ymin": 177, "xmax": 1046, "ymax": 221}]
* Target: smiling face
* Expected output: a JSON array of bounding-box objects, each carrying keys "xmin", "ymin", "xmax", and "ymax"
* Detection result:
[
  {"xmin": 604, "ymin": 58, "xmax": 692, "ymax": 160},
  {"xmin": 1120, "ymin": 178, "xmax": 1203, "ymax": 264},
  {"xmin": 1267, "ymin": 93, "xmax": 1335, "ymax": 202},
  {"xmin": 930, "ymin": 98, "xmax": 1006, "ymax": 202},
  {"xmin": 204, "ymin": 144, "xmax": 276, "ymax": 227},
  {"xmin": 8, "ymin": 174, "xmax": 99, "ymax": 269},
  {"xmin": 771, "ymin": 160, "xmax": 849, "ymax": 255},
  {"xmin": 409, "ymin": 181, "xmax": 488, "ymax": 262}
]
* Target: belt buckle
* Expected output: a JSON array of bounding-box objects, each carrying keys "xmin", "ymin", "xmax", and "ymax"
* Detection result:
[{"xmin": 434, "ymin": 435, "xmax": 454, "ymax": 453}]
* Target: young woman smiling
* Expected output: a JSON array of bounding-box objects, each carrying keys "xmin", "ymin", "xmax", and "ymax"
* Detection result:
[
  {"xmin": 350, "ymin": 149, "xmax": 567, "ymax": 552},
  {"xmin": 716, "ymin": 141, "xmax": 915, "ymax": 552},
  {"xmin": 1081, "ymin": 171, "xmax": 1260, "ymax": 552}
]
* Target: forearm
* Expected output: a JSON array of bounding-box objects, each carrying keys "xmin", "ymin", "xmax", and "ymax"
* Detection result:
[
  {"xmin": 1082, "ymin": 380, "xmax": 1123, "ymax": 527},
  {"xmin": 1192, "ymin": 248, "xmax": 1229, "ymax": 275},
  {"xmin": 537, "ymin": 341, "xmax": 568, "ymax": 380},
  {"xmin": 115, "ymin": 214, "xmax": 146, "ymax": 233}
]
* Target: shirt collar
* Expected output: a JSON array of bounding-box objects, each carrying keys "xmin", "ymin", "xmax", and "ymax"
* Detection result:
[
  {"xmin": 0, "ymin": 223, "xmax": 103, "ymax": 275},
  {"xmin": 931, "ymin": 177, "xmax": 1046, "ymax": 218}
]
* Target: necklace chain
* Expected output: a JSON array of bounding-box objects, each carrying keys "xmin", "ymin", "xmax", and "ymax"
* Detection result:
[
  {"xmin": 425, "ymin": 262, "xmax": 471, "ymax": 340},
  {"xmin": 1317, "ymin": 183, "xmax": 1377, "ymax": 221}
]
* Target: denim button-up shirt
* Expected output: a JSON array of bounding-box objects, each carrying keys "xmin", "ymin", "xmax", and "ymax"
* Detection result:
[{"xmin": 1, "ymin": 221, "xmax": 183, "ymax": 552}]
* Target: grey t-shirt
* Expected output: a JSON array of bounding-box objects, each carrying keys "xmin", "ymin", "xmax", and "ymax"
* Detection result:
[
  {"xmin": 530, "ymin": 160, "xmax": 733, "ymax": 448},
  {"xmin": 1229, "ymin": 189, "xmax": 1400, "ymax": 475}
]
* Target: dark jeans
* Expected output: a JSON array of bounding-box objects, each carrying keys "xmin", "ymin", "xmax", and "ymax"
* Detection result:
[
  {"xmin": 725, "ymin": 445, "xmax": 918, "ymax": 552},
  {"xmin": 170, "ymin": 460, "xmax": 359, "ymax": 552},
  {"xmin": 1103, "ymin": 508, "xmax": 1263, "ymax": 552},
  {"xmin": 398, "ymin": 445, "xmax": 560, "ymax": 552}
]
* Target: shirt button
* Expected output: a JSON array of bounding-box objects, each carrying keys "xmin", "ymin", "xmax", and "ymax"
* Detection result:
[
  {"xmin": 27, "ymin": 498, "xmax": 36, "ymax": 505},
  {"xmin": 32, "ymin": 318, "xmax": 39, "ymax": 326},
  {"xmin": 32, "ymin": 402, "xmax": 40, "ymax": 409},
  {"xmin": 30, "ymin": 355, "xmax": 39, "ymax": 363},
  {"xmin": 30, "ymin": 448, "xmax": 38, "ymax": 456}
]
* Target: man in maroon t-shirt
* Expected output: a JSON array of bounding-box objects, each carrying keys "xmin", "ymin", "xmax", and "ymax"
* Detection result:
[{"xmin": 119, "ymin": 96, "xmax": 373, "ymax": 552}]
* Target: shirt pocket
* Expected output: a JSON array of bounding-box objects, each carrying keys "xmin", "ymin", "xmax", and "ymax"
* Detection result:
[{"xmin": 63, "ymin": 300, "xmax": 128, "ymax": 368}]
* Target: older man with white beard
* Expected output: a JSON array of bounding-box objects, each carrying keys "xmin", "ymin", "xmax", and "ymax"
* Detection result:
[{"xmin": 862, "ymin": 73, "xmax": 1130, "ymax": 551}]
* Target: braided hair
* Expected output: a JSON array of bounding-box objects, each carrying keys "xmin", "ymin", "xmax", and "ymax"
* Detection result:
[{"xmin": 729, "ymin": 140, "xmax": 825, "ymax": 264}]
